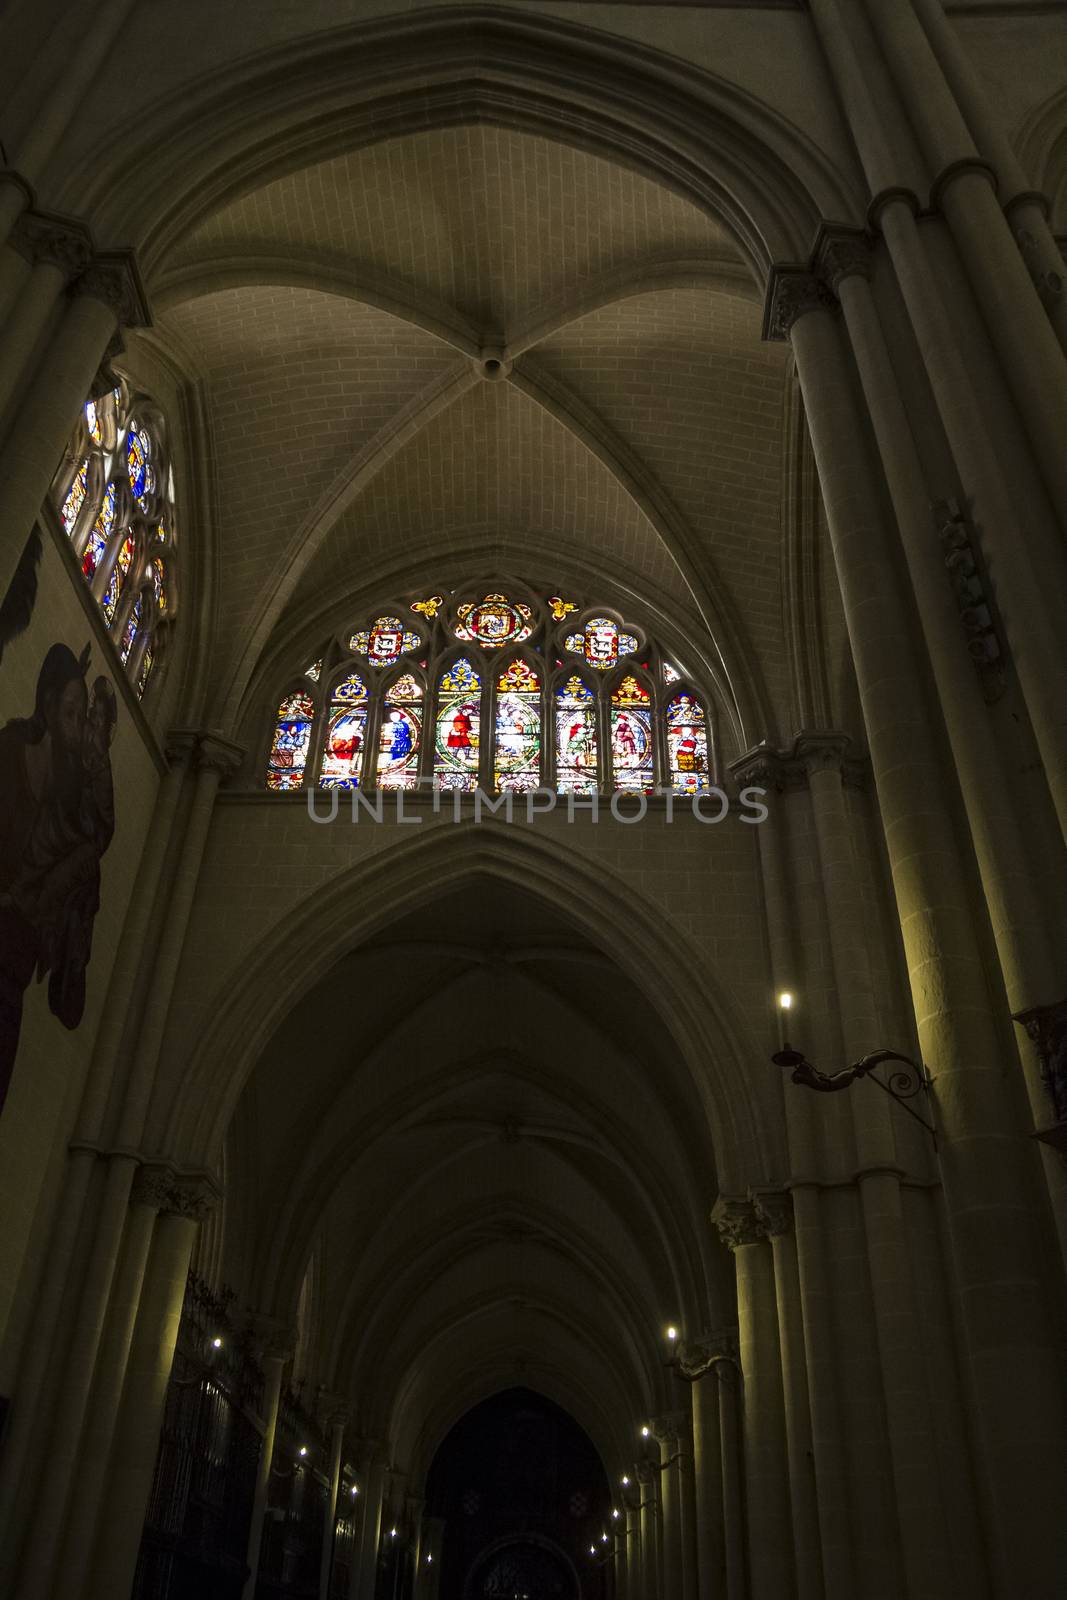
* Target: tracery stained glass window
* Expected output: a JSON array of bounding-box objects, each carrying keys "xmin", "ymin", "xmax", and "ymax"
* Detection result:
[
  {"xmin": 305, "ymin": 659, "xmax": 323, "ymax": 683},
  {"xmin": 320, "ymin": 673, "xmax": 368, "ymax": 789},
  {"xmin": 494, "ymin": 660, "xmax": 541, "ymax": 793},
  {"xmin": 49, "ymin": 383, "xmax": 177, "ymax": 698},
  {"xmin": 666, "ymin": 692, "xmax": 710, "ymax": 792},
  {"xmin": 564, "ymin": 615, "xmax": 639, "ymax": 671},
  {"xmin": 611, "ymin": 675, "xmax": 654, "ymax": 793},
  {"xmin": 268, "ymin": 690, "xmax": 316, "ymax": 790},
  {"xmin": 555, "ymin": 675, "xmax": 598, "ymax": 794},
  {"xmin": 662, "ymin": 661, "xmax": 681, "ymax": 685},
  {"xmin": 454, "ymin": 592, "xmax": 533, "ymax": 649},
  {"xmin": 434, "ymin": 658, "xmax": 481, "ymax": 791},
  {"xmin": 60, "ymin": 461, "xmax": 90, "ymax": 535},
  {"xmin": 376, "ymin": 673, "xmax": 422, "ymax": 791},
  {"xmin": 349, "ymin": 614, "xmax": 421, "ymax": 667}
]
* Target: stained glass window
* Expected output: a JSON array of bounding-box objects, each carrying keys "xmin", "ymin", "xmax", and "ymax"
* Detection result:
[
  {"xmin": 564, "ymin": 616, "xmax": 638, "ymax": 671},
  {"xmin": 349, "ymin": 614, "xmax": 421, "ymax": 667},
  {"xmin": 268, "ymin": 690, "xmax": 315, "ymax": 790},
  {"xmin": 376, "ymin": 673, "xmax": 422, "ymax": 790},
  {"xmin": 555, "ymin": 675, "xmax": 598, "ymax": 794},
  {"xmin": 454, "ymin": 593, "xmax": 533, "ymax": 649},
  {"xmin": 610, "ymin": 675, "xmax": 654, "ymax": 793},
  {"xmin": 662, "ymin": 661, "xmax": 681, "ymax": 685},
  {"xmin": 60, "ymin": 461, "xmax": 90, "ymax": 536},
  {"xmin": 305, "ymin": 659, "xmax": 323, "ymax": 683},
  {"xmin": 320, "ymin": 673, "xmax": 369, "ymax": 789},
  {"xmin": 50, "ymin": 383, "xmax": 177, "ymax": 698},
  {"xmin": 494, "ymin": 660, "xmax": 541, "ymax": 792},
  {"xmin": 548, "ymin": 595, "xmax": 578, "ymax": 622},
  {"xmin": 411, "ymin": 594, "xmax": 444, "ymax": 619},
  {"xmin": 666, "ymin": 692, "xmax": 710, "ymax": 792},
  {"xmin": 102, "ymin": 534, "xmax": 136, "ymax": 624},
  {"xmin": 434, "ymin": 659, "xmax": 481, "ymax": 791}
]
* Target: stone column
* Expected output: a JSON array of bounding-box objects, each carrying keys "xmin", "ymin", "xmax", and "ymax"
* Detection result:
[
  {"xmin": 717, "ymin": 1354, "xmax": 746, "ymax": 1600},
  {"xmin": 621, "ymin": 1491, "xmax": 641, "ymax": 1600},
  {"xmin": 677, "ymin": 1337, "xmax": 730, "ymax": 1600},
  {"xmin": 776, "ymin": 274, "xmax": 1067, "ymax": 1594},
  {"xmin": 0, "ymin": 175, "xmax": 34, "ymax": 324},
  {"xmin": 319, "ymin": 1408, "xmax": 349, "ymax": 1600},
  {"xmin": 356, "ymin": 1460, "xmax": 386, "ymax": 1600},
  {"xmin": 0, "ymin": 213, "xmax": 93, "ymax": 424},
  {"xmin": 713, "ymin": 1198, "xmax": 792, "ymax": 1598},
  {"xmin": 119, "ymin": 732, "xmax": 244, "ymax": 1146},
  {"xmin": 752, "ymin": 1192, "xmax": 822, "ymax": 1600},
  {"xmin": 85, "ymin": 1167, "xmax": 216, "ymax": 1600},
  {"xmin": 243, "ymin": 1320, "xmax": 294, "ymax": 1600},
  {"xmin": 0, "ymin": 252, "xmax": 147, "ymax": 609},
  {"xmin": 651, "ymin": 1416, "xmax": 684, "ymax": 1600},
  {"xmin": 636, "ymin": 1463, "xmax": 657, "ymax": 1599}
]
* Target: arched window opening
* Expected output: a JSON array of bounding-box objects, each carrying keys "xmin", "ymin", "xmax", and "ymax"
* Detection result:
[
  {"xmin": 268, "ymin": 690, "xmax": 316, "ymax": 791},
  {"xmin": 320, "ymin": 672, "xmax": 368, "ymax": 789},
  {"xmin": 48, "ymin": 382, "xmax": 178, "ymax": 699},
  {"xmin": 434, "ymin": 658, "xmax": 481, "ymax": 791},
  {"xmin": 494, "ymin": 659, "xmax": 542, "ymax": 793},
  {"xmin": 555, "ymin": 674, "xmax": 598, "ymax": 794},
  {"xmin": 376, "ymin": 672, "xmax": 423, "ymax": 790},
  {"xmin": 610, "ymin": 674, "xmax": 655, "ymax": 793},
  {"xmin": 266, "ymin": 582, "xmax": 717, "ymax": 796}
]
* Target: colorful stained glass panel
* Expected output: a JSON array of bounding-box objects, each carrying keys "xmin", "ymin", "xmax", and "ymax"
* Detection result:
[
  {"xmin": 555, "ymin": 676, "xmax": 598, "ymax": 794},
  {"xmin": 349, "ymin": 615, "xmax": 420, "ymax": 667},
  {"xmin": 85, "ymin": 400, "xmax": 102, "ymax": 444},
  {"xmin": 60, "ymin": 461, "xmax": 90, "ymax": 536},
  {"xmin": 666, "ymin": 692, "xmax": 710, "ymax": 792},
  {"xmin": 102, "ymin": 534, "xmax": 136, "ymax": 623},
  {"xmin": 565, "ymin": 616, "xmax": 638, "ymax": 670},
  {"xmin": 454, "ymin": 593, "xmax": 533, "ymax": 649},
  {"xmin": 376, "ymin": 674, "xmax": 422, "ymax": 790},
  {"xmin": 81, "ymin": 483, "xmax": 118, "ymax": 580},
  {"xmin": 126, "ymin": 423, "xmax": 155, "ymax": 509},
  {"xmin": 320, "ymin": 673, "xmax": 368, "ymax": 788},
  {"xmin": 120, "ymin": 598, "xmax": 142, "ymax": 665},
  {"xmin": 434, "ymin": 659, "xmax": 481, "ymax": 791},
  {"xmin": 610, "ymin": 675, "xmax": 654, "ymax": 793},
  {"xmin": 494, "ymin": 661, "xmax": 541, "ymax": 792},
  {"xmin": 268, "ymin": 690, "xmax": 315, "ymax": 790}
]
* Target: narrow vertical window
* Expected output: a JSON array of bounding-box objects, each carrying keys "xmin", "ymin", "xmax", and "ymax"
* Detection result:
[
  {"xmin": 554, "ymin": 675, "xmax": 598, "ymax": 794},
  {"xmin": 376, "ymin": 673, "xmax": 423, "ymax": 790},
  {"xmin": 320, "ymin": 672, "xmax": 368, "ymax": 788},
  {"xmin": 666, "ymin": 692, "xmax": 710, "ymax": 792},
  {"xmin": 494, "ymin": 661, "xmax": 541, "ymax": 792},
  {"xmin": 267, "ymin": 691, "xmax": 316, "ymax": 790},
  {"xmin": 434, "ymin": 659, "xmax": 481, "ymax": 791},
  {"xmin": 610, "ymin": 675, "xmax": 654, "ymax": 793}
]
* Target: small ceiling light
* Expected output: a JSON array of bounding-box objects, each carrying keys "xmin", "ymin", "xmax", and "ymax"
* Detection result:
[
  {"xmin": 621, "ymin": 1475, "xmax": 630, "ymax": 1486},
  {"xmin": 640, "ymin": 1425, "xmax": 650, "ymax": 1438},
  {"xmin": 211, "ymin": 1336, "xmax": 223, "ymax": 1349},
  {"xmin": 666, "ymin": 1326, "xmax": 678, "ymax": 1341},
  {"xmin": 298, "ymin": 1446, "xmax": 308, "ymax": 1458},
  {"xmin": 778, "ymin": 991, "xmax": 794, "ymax": 1011},
  {"xmin": 390, "ymin": 1528, "xmax": 397, "ymax": 1539},
  {"xmin": 612, "ymin": 1509, "xmax": 620, "ymax": 1519},
  {"xmin": 426, "ymin": 1555, "xmax": 433, "ymax": 1564},
  {"xmin": 601, "ymin": 1533, "xmax": 609, "ymax": 1543},
  {"xmin": 589, "ymin": 1547, "xmax": 596, "ymax": 1556},
  {"xmin": 351, "ymin": 1485, "xmax": 359, "ymax": 1497}
]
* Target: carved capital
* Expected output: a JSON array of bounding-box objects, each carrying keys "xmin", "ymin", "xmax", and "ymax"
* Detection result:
[
  {"xmin": 711, "ymin": 1195, "xmax": 763, "ymax": 1251},
  {"xmin": 793, "ymin": 729, "xmax": 852, "ymax": 777},
  {"xmin": 729, "ymin": 743, "xmax": 786, "ymax": 791},
  {"xmin": 74, "ymin": 249, "xmax": 151, "ymax": 328},
  {"xmin": 1012, "ymin": 996, "xmax": 1067, "ymax": 1124},
  {"xmin": 196, "ymin": 731, "xmax": 246, "ymax": 779},
  {"xmin": 11, "ymin": 211, "xmax": 93, "ymax": 276},
  {"xmin": 763, "ymin": 266, "xmax": 836, "ymax": 343},
  {"xmin": 752, "ymin": 1189, "xmax": 792, "ymax": 1238},
  {"xmin": 813, "ymin": 223, "xmax": 874, "ymax": 291},
  {"xmin": 246, "ymin": 1311, "xmax": 298, "ymax": 1363},
  {"xmin": 649, "ymin": 1410, "xmax": 687, "ymax": 1449},
  {"xmin": 676, "ymin": 1328, "xmax": 740, "ymax": 1380},
  {"xmin": 132, "ymin": 1161, "xmax": 220, "ymax": 1219}
]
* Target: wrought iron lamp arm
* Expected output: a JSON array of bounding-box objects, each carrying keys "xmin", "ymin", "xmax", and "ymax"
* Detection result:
[{"xmin": 773, "ymin": 1042, "xmax": 937, "ymax": 1146}]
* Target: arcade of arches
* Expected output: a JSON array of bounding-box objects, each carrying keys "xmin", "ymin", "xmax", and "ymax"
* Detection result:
[{"xmin": 1, "ymin": 3, "xmax": 1066, "ymax": 1599}]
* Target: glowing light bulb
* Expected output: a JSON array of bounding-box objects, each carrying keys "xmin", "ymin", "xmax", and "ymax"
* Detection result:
[
  {"xmin": 589, "ymin": 1547, "xmax": 596, "ymax": 1556},
  {"xmin": 211, "ymin": 1336, "xmax": 223, "ymax": 1349},
  {"xmin": 351, "ymin": 1485, "xmax": 359, "ymax": 1497},
  {"xmin": 666, "ymin": 1326, "xmax": 678, "ymax": 1341},
  {"xmin": 640, "ymin": 1425, "xmax": 650, "ymax": 1438},
  {"xmin": 601, "ymin": 1533, "xmax": 609, "ymax": 1543},
  {"xmin": 778, "ymin": 991, "xmax": 794, "ymax": 1011},
  {"xmin": 621, "ymin": 1475, "xmax": 630, "ymax": 1486},
  {"xmin": 390, "ymin": 1528, "xmax": 397, "ymax": 1539},
  {"xmin": 298, "ymin": 1446, "xmax": 308, "ymax": 1458},
  {"xmin": 612, "ymin": 1509, "xmax": 620, "ymax": 1519}
]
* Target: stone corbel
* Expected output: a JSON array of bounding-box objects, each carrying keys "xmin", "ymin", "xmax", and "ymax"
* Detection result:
[
  {"xmin": 73, "ymin": 248, "xmax": 151, "ymax": 329},
  {"xmin": 196, "ymin": 730, "xmax": 247, "ymax": 781},
  {"xmin": 675, "ymin": 1329, "xmax": 741, "ymax": 1384},
  {"xmin": 751, "ymin": 1187, "xmax": 792, "ymax": 1239},
  {"xmin": 1012, "ymin": 996, "xmax": 1067, "ymax": 1139},
  {"xmin": 711, "ymin": 1195, "xmax": 763, "ymax": 1252},
  {"xmin": 812, "ymin": 223, "xmax": 874, "ymax": 293}
]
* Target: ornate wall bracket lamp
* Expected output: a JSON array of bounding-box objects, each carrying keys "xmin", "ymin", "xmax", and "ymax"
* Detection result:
[{"xmin": 772, "ymin": 994, "xmax": 938, "ymax": 1148}]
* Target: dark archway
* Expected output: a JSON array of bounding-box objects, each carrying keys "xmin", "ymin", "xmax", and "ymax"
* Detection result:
[{"xmin": 425, "ymin": 1389, "xmax": 614, "ymax": 1600}]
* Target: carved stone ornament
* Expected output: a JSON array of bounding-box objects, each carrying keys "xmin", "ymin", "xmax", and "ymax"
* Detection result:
[
  {"xmin": 762, "ymin": 267, "xmax": 836, "ymax": 344},
  {"xmin": 246, "ymin": 1311, "xmax": 298, "ymax": 1364},
  {"xmin": 711, "ymin": 1195, "xmax": 763, "ymax": 1251},
  {"xmin": 10, "ymin": 211, "xmax": 93, "ymax": 277},
  {"xmin": 1012, "ymin": 996, "xmax": 1067, "ymax": 1125},
  {"xmin": 813, "ymin": 224, "xmax": 874, "ymax": 292},
  {"xmin": 676, "ymin": 1329, "xmax": 741, "ymax": 1380},
  {"xmin": 74, "ymin": 250, "xmax": 151, "ymax": 328},
  {"xmin": 793, "ymin": 729, "xmax": 852, "ymax": 778},
  {"xmin": 196, "ymin": 731, "xmax": 246, "ymax": 780},
  {"xmin": 132, "ymin": 1162, "xmax": 220, "ymax": 1219},
  {"xmin": 752, "ymin": 1189, "xmax": 792, "ymax": 1238},
  {"xmin": 731, "ymin": 732, "xmax": 866, "ymax": 795},
  {"xmin": 933, "ymin": 499, "xmax": 1006, "ymax": 704},
  {"xmin": 650, "ymin": 1410, "xmax": 688, "ymax": 1449}
]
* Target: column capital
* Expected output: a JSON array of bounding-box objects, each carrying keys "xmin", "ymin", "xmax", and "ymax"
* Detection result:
[
  {"xmin": 649, "ymin": 1410, "xmax": 688, "ymax": 1448},
  {"xmin": 132, "ymin": 1160, "xmax": 220, "ymax": 1219},
  {"xmin": 196, "ymin": 730, "xmax": 246, "ymax": 778},
  {"xmin": 73, "ymin": 248, "xmax": 151, "ymax": 328},
  {"xmin": 1012, "ymin": 996, "xmax": 1067, "ymax": 1125},
  {"xmin": 762, "ymin": 264, "xmax": 836, "ymax": 343},
  {"xmin": 751, "ymin": 1188, "xmax": 793, "ymax": 1238},
  {"xmin": 676, "ymin": 1328, "xmax": 740, "ymax": 1380},
  {"xmin": 731, "ymin": 731, "xmax": 865, "ymax": 792},
  {"xmin": 929, "ymin": 156, "xmax": 998, "ymax": 214},
  {"xmin": 10, "ymin": 210, "xmax": 93, "ymax": 276},
  {"xmin": 813, "ymin": 223, "xmax": 875, "ymax": 291},
  {"xmin": 711, "ymin": 1195, "xmax": 763, "ymax": 1251},
  {"xmin": 245, "ymin": 1310, "xmax": 298, "ymax": 1363},
  {"xmin": 793, "ymin": 729, "xmax": 852, "ymax": 777}
]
